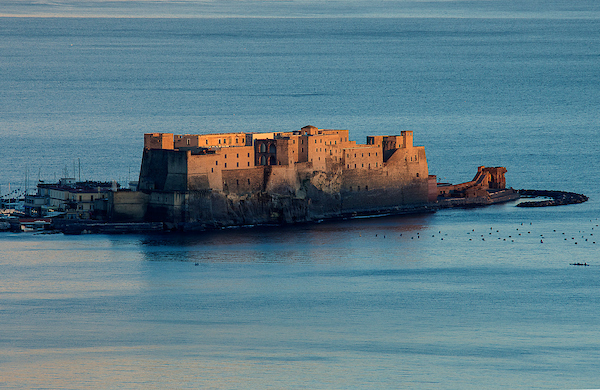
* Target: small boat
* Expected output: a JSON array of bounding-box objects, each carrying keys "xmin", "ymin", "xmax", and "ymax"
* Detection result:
[{"xmin": 570, "ymin": 263, "xmax": 589, "ymax": 266}]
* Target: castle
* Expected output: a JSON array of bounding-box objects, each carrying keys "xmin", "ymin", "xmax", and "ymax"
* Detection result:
[
  {"xmin": 135, "ymin": 125, "xmax": 436, "ymax": 228},
  {"xmin": 9, "ymin": 125, "xmax": 518, "ymax": 232}
]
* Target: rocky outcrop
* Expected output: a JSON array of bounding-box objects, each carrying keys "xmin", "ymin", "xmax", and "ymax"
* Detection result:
[{"xmin": 517, "ymin": 190, "xmax": 588, "ymax": 207}]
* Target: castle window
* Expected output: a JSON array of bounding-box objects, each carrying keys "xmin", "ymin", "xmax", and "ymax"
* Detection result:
[
  {"xmin": 368, "ymin": 153, "xmax": 370, "ymax": 157},
  {"xmin": 225, "ymin": 154, "xmax": 227, "ymax": 159},
  {"xmin": 375, "ymin": 153, "xmax": 377, "ymax": 156},
  {"xmin": 236, "ymin": 138, "xmax": 239, "ymax": 143},
  {"xmin": 206, "ymin": 140, "xmax": 208, "ymax": 145},
  {"xmin": 260, "ymin": 144, "xmax": 266, "ymax": 153},
  {"xmin": 362, "ymin": 153, "xmax": 364, "ymax": 157},
  {"xmin": 301, "ymin": 148, "xmax": 304, "ymax": 152},
  {"xmin": 416, "ymin": 173, "xmax": 419, "ymax": 177},
  {"xmin": 219, "ymin": 139, "xmax": 221, "ymax": 144},
  {"xmin": 247, "ymin": 162, "xmax": 250, "ymax": 166},
  {"xmin": 362, "ymin": 164, "xmax": 364, "ymax": 168},
  {"xmin": 248, "ymin": 153, "xmax": 250, "ymax": 157},
  {"xmin": 269, "ymin": 144, "xmax": 276, "ymax": 153},
  {"xmin": 236, "ymin": 179, "xmax": 239, "ymax": 186},
  {"xmin": 347, "ymin": 164, "xmax": 350, "ymax": 168},
  {"xmin": 224, "ymin": 163, "xmax": 227, "ymax": 168},
  {"xmin": 186, "ymin": 139, "xmax": 190, "ymax": 146},
  {"xmin": 248, "ymin": 179, "xmax": 250, "ymax": 184},
  {"xmin": 376, "ymin": 163, "xmax": 378, "ymax": 167},
  {"xmin": 368, "ymin": 164, "xmax": 371, "ymax": 169},
  {"xmin": 223, "ymin": 139, "xmax": 227, "ymax": 144},
  {"xmin": 354, "ymin": 154, "xmax": 356, "ymax": 158},
  {"xmin": 216, "ymin": 161, "xmax": 218, "ymax": 165},
  {"xmin": 211, "ymin": 168, "xmax": 213, "ymax": 173},
  {"xmin": 354, "ymin": 164, "xmax": 357, "ymax": 168},
  {"xmin": 236, "ymin": 153, "xmax": 239, "ymax": 158},
  {"xmin": 237, "ymin": 162, "xmax": 239, "ymax": 167}
]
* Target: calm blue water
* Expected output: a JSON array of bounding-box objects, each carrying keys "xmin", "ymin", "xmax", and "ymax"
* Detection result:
[{"xmin": 1, "ymin": 7, "xmax": 600, "ymax": 389}]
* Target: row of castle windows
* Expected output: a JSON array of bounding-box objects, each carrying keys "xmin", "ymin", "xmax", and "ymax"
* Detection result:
[
  {"xmin": 347, "ymin": 163, "xmax": 378, "ymax": 169},
  {"xmin": 223, "ymin": 178, "xmax": 252, "ymax": 188},
  {"xmin": 212, "ymin": 161, "xmax": 252, "ymax": 172},
  {"xmin": 289, "ymin": 137, "xmax": 348, "ymax": 146},
  {"xmin": 223, "ymin": 153, "xmax": 251, "ymax": 159},
  {"xmin": 347, "ymin": 152, "xmax": 378, "ymax": 158}
]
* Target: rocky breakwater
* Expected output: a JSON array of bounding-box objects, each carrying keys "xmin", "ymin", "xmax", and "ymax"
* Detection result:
[{"xmin": 517, "ymin": 189, "xmax": 588, "ymax": 207}]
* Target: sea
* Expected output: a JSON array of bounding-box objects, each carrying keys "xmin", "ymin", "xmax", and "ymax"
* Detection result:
[{"xmin": 1, "ymin": 1, "xmax": 600, "ymax": 388}]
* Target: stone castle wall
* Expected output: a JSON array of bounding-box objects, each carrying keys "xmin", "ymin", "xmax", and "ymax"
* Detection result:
[{"xmin": 137, "ymin": 127, "xmax": 432, "ymax": 228}]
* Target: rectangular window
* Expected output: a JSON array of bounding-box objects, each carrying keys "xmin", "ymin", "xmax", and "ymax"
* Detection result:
[
  {"xmin": 224, "ymin": 163, "xmax": 227, "ymax": 168},
  {"xmin": 237, "ymin": 162, "xmax": 239, "ymax": 167}
]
